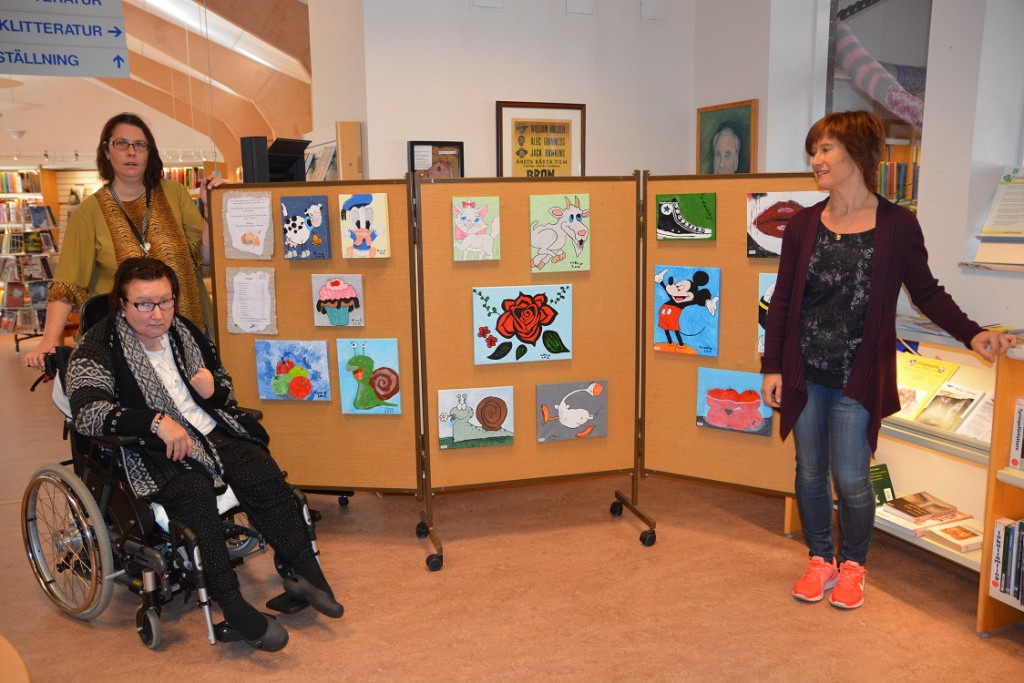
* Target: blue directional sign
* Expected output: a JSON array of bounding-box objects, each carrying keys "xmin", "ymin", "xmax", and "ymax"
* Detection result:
[{"xmin": 0, "ymin": 0, "xmax": 129, "ymax": 77}]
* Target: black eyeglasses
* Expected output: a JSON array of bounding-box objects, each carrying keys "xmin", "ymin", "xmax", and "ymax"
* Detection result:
[
  {"xmin": 125, "ymin": 297, "xmax": 175, "ymax": 312},
  {"xmin": 109, "ymin": 139, "xmax": 150, "ymax": 152}
]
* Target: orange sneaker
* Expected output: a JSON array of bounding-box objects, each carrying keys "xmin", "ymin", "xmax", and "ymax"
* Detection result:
[
  {"xmin": 829, "ymin": 560, "xmax": 867, "ymax": 609},
  {"xmin": 792, "ymin": 555, "xmax": 838, "ymax": 602}
]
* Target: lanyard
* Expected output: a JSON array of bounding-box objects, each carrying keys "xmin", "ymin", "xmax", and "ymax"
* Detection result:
[{"xmin": 108, "ymin": 185, "xmax": 152, "ymax": 254}]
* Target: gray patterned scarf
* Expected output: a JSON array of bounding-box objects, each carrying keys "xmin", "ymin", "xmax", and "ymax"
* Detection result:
[{"xmin": 115, "ymin": 313, "xmax": 226, "ymax": 490}]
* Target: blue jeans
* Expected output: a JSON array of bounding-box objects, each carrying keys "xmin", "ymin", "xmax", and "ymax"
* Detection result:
[{"xmin": 792, "ymin": 382, "xmax": 875, "ymax": 564}]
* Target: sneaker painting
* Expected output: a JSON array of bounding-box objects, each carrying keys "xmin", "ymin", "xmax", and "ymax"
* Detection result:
[{"xmin": 656, "ymin": 193, "xmax": 715, "ymax": 241}]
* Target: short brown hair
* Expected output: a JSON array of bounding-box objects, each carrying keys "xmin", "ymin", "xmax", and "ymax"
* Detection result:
[
  {"xmin": 109, "ymin": 257, "xmax": 179, "ymax": 317},
  {"xmin": 805, "ymin": 110, "xmax": 885, "ymax": 193},
  {"xmin": 96, "ymin": 113, "xmax": 164, "ymax": 188}
]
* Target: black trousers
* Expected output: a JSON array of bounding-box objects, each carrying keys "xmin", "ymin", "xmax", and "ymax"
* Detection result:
[{"xmin": 149, "ymin": 433, "xmax": 314, "ymax": 605}]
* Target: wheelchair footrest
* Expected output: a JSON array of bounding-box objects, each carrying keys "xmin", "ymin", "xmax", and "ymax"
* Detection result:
[
  {"xmin": 266, "ymin": 592, "xmax": 310, "ymax": 615},
  {"xmin": 213, "ymin": 621, "xmax": 243, "ymax": 643}
]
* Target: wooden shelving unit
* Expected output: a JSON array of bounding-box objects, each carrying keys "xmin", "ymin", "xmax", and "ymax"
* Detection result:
[{"xmin": 976, "ymin": 347, "xmax": 1024, "ymax": 634}]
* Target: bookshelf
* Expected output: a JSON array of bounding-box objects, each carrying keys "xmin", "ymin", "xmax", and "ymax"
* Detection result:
[
  {"xmin": 976, "ymin": 346, "xmax": 1024, "ymax": 635},
  {"xmin": 878, "ymin": 137, "xmax": 919, "ymax": 208}
]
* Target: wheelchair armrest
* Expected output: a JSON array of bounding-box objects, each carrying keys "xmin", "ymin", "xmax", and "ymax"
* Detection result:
[
  {"xmin": 92, "ymin": 433, "xmax": 142, "ymax": 449},
  {"xmin": 236, "ymin": 407, "xmax": 263, "ymax": 421}
]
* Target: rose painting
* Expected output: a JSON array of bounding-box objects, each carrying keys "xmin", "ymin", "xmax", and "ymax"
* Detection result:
[{"xmin": 472, "ymin": 285, "xmax": 572, "ymax": 365}]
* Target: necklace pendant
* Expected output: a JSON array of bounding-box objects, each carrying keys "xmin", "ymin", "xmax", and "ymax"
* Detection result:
[
  {"xmin": 834, "ymin": 233, "xmax": 842, "ymax": 241},
  {"xmin": 143, "ymin": 242, "xmax": 151, "ymax": 253}
]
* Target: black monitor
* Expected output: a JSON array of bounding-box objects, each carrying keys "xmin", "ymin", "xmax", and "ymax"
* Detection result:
[{"xmin": 240, "ymin": 136, "xmax": 310, "ymax": 183}]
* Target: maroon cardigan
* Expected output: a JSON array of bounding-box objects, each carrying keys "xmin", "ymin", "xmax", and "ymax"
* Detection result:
[{"xmin": 760, "ymin": 195, "xmax": 984, "ymax": 451}]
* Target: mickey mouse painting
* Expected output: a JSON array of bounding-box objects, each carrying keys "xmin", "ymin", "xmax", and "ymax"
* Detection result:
[{"xmin": 653, "ymin": 265, "xmax": 721, "ymax": 356}]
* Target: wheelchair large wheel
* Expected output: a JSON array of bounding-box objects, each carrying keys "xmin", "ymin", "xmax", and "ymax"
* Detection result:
[{"xmin": 22, "ymin": 464, "xmax": 115, "ymax": 621}]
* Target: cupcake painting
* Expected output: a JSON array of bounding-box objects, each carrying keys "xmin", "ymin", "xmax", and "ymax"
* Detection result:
[{"xmin": 311, "ymin": 274, "xmax": 364, "ymax": 327}]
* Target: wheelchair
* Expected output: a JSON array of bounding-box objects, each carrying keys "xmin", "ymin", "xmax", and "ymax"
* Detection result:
[{"xmin": 20, "ymin": 302, "xmax": 323, "ymax": 649}]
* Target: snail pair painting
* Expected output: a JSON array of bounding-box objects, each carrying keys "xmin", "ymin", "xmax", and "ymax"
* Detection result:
[{"xmin": 254, "ymin": 338, "xmax": 401, "ymax": 415}]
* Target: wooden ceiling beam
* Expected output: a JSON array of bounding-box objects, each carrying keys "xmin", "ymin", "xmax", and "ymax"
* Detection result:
[
  {"xmin": 122, "ymin": 4, "xmax": 311, "ymax": 138},
  {"xmin": 201, "ymin": 0, "xmax": 311, "ymax": 76}
]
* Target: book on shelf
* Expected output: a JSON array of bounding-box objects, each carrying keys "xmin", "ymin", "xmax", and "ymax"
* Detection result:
[
  {"xmin": 38, "ymin": 230, "xmax": 56, "ymax": 253},
  {"xmin": 883, "ymin": 491, "xmax": 958, "ymax": 523},
  {"xmin": 28, "ymin": 204, "xmax": 50, "ymax": 228},
  {"xmin": 0, "ymin": 310, "xmax": 15, "ymax": 333},
  {"xmin": 35, "ymin": 307, "xmax": 46, "ymax": 330},
  {"xmin": 914, "ymin": 382, "xmax": 986, "ymax": 432},
  {"xmin": 991, "ymin": 517, "xmax": 1013, "ymax": 590},
  {"xmin": 0, "ymin": 258, "xmax": 17, "ymax": 280},
  {"xmin": 1001, "ymin": 522, "xmax": 1018, "ymax": 594},
  {"xmin": 869, "ymin": 463, "xmax": 895, "ymax": 506},
  {"xmin": 895, "ymin": 352, "xmax": 959, "ymax": 421},
  {"xmin": 46, "ymin": 205, "xmax": 57, "ymax": 229},
  {"xmin": 27, "ymin": 281, "xmax": 47, "ymax": 307},
  {"xmin": 17, "ymin": 255, "xmax": 46, "ymax": 280},
  {"xmin": 925, "ymin": 518, "xmax": 985, "ymax": 553},
  {"xmin": 876, "ymin": 506, "xmax": 971, "ymax": 537},
  {"xmin": 1015, "ymin": 520, "xmax": 1024, "ymax": 601},
  {"xmin": 1011, "ymin": 397, "xmax": 1024, "ymax": 468},
  {"xmin": 22, "ymin": 231, "xmax": 43, "ymax": 254},
  {"xmin": 3, "ymin": 282, "xmax": 26, "ymax": 307},
  {"xmin": 2, "ymin": 232, "xmax": 23, "ymax": 254},
  {"xmin": 954, "ymin": 395, "xmax": 995, "ymax": 442}
]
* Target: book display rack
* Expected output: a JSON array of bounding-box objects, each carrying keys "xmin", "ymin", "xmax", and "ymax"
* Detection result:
[{"xmin": 1, "ymin": 169, "xmax": 59, "ymax": 351}]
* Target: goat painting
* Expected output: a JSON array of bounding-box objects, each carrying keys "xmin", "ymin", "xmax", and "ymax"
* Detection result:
[{"xmin": 529, "ymin": 194, "xmax": 591, "ymax": 273}]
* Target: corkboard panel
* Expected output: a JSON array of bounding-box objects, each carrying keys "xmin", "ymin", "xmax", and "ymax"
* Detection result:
[
  {"xmin": 418, "ymin": 177, "xmax": 638, "ymax": 489},
  {"xmin": 208, "ymin": 181, "xmax": 418, "ymax": 492},
  {"xmin": 643, "ymin": 173, "xmax": 818, "ymax": 494}
]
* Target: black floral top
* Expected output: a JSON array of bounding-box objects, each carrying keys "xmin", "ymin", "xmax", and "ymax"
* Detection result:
[{"xmin": 800, "ymin": 220, "xmax": 876, "ymax": 388}]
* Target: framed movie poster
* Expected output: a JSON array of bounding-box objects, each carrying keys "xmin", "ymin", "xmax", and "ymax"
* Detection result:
[
  {"xmin": 408, "ymin": 140, "xmax": 465, "ymax": 179},
  {"xmin": 496, "ymin": 101, "xmax": 585, "ymax": 177},
  {"xmin": 696, "ymin": 99, "xmax": 758, "ymax": 175}
]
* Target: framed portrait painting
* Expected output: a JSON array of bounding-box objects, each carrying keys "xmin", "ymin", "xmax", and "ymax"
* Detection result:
[
  {"xmin": 496, "ymin": 101, "xmax": 585, "ymax": 177},
  {"xmin": 408, "ymin": 140, "xmax": 465, "ymax": 179},
  {"xmin": 696, "ymin": 99, "xmax": 758, "ymax": 175}
]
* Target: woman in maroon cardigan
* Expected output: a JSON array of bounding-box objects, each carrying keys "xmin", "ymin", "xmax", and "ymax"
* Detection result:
[{"xmin": 761, "ymin": 110, "xmax": 1016, "ymax": 610}]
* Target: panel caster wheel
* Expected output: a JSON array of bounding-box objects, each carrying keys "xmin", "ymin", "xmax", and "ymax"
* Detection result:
[
  {"xmin": 639, "ymin": 529, "xmax": 656, "ymax": 547},
  {"xmin": 309, "ymin": 508, "xmax": 322, "ymax": 522},
  {"xmin": 137, "ymin": 606, "xmax": 161, "ymax": 650},
  {"xmin": 609, "ymin": 501, "xmax": 623, "ymax": 517},
  {"xmin": 426, "ymin": 554, "xmax": 443, "ymax": 572},
  {"xmin": 338, "ymin": 496, "xmax": 349, "ymax": 507},
  {"xmin": 415, "ymin": 521, "xmax": 429, "ymax": 538}
]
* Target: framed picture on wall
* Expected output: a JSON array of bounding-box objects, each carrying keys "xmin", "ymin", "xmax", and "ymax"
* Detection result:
[
  {"xmin": 408, "ymin": 141, "xmax": 465, "ymax": 179},
  {"xmin": 496, "ymin": 101, "xmax": 585, "ymax": 177},
  {"xmin": 696, "ymin": 99, "xmax": 758, "ymax": 175}
]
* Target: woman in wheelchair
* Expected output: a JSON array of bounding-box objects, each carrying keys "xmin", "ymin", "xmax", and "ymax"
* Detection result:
[{"xmin": 64, "ymin": 257, "xmax": 341, "ymax": 651}]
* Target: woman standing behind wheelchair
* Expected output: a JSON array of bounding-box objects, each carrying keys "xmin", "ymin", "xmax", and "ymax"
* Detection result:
[
  {"xmin": 64, "ymin": 257, "xmax": 342, "ymax": 651},
  {"xmin": 24, "ymin": 112, "xmax": 220, "ymax": 372}
]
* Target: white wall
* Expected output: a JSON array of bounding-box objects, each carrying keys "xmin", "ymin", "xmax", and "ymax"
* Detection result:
[
  {"xmin": 353, "ymin": 0, "xmax": 695, "ymax": 178},
  {"xmin": 308, "ymin": 0, "xmax": 367, "ymax": 145},
  {"xmin": 0, "ymin": 76, "xmax": 220, "ymax": 167},
  {"xmin": 692, "ymin": 0, "xmax": 827, "ymax": 174},
  {"xmin": 912, "ymin": 0, "xmax": 1024, "ymax": 325}
]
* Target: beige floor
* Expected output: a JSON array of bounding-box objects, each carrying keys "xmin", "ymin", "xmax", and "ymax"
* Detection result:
[{"xmin": 1, "ymin": 333, "xmax": 1022, "ymax": 682}]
